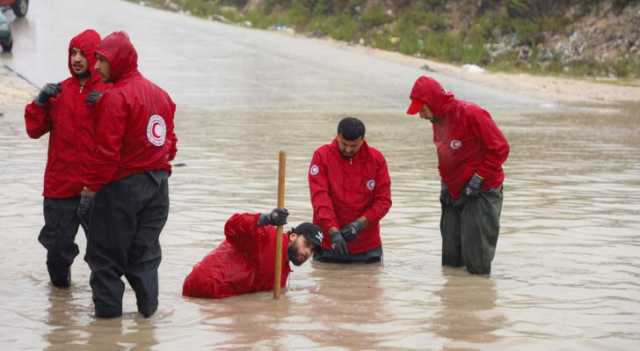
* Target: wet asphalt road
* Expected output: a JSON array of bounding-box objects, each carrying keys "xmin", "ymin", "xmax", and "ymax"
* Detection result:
[{"xmin": 3, "ymin": 0, "xmax": 540, "ymax": 111}]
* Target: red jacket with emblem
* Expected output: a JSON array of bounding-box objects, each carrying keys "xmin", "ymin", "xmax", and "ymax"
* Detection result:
[
  {"xmin": 24, "ymin": 29, "xmax": 111, "ymax": 198},
  {"xmin": 308, "ymin": 139, "xmax": 392, "ymax": 254},
  {"xmin": 182, "ymin": 213, "xmax": 291, "ymax": 299},
  {"xmin": 85, "ymin": 31, "xmax": 177, "ymax": 192},
  {"xmin": 410, "ymin": 76, "xmax": 509, "ymax": 200}
]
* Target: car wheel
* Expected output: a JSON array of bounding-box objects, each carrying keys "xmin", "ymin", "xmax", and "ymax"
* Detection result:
[{"xmin": 12, "ymin": 0, "xmax": 29, "ymax": 17}]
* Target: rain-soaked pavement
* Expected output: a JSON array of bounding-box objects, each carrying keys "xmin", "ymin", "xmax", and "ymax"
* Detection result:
[{"xmin": 1, "ymin": 1, "xmax": 639, "ymax": 350}]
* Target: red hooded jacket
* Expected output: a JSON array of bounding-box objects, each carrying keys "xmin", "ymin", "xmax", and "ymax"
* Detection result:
[
  {"xmin": 182, "ymin": 213, "xmax": 292, "ymax": 299},
  {"xmin": 24, "ymin": 29, "xmax": 110, "ymax": 198},
  {"xmin": 409, "ymin": 76, "xmax": 509, "ymax": 200},
  {"xmin": 85, "ymin": 31, "xmax": 177, "ymax": 192},
  {"xmin": 308, "ymin": 139, "xmax": 392, "ymax": 254}
]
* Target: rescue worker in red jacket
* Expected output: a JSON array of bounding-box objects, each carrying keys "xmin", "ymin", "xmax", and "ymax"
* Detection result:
[
  {"xmin": 406, "ymin": 75, "xmax": 509, "ymax": 275},
  {"xmin": 182, "ymin": 209, "xmax": 323, "ymax": 299},
  {"xmin": 81, "ymin": 31, "xmax": 177, "ymax": 318},
  {"xmin": 23, "ymin": 29, "xmax": 110, "ymax": 288},
  {"xmin": 308, "ymin": 117, "xmax": 392, "ymax": 263}
]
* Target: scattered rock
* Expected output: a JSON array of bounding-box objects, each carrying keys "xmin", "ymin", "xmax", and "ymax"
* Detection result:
[
  {"xmin": 420, "ymin": 64, "xmax": 436, "ymax": 72},
  {"xmin": 271, "ymin": 24, "xmax": 295, "ymax": 35},
  {"xmin": 517, "ymin": 45, "xmax": 531, "ymax": 61},
  {"xmin": 484, "ymin": 42, "xmax": 510, "ymax": 59},
  {"xmin": 538, "ymin": 47, "xmax": 554, "ymax": 62},
  {"xmin": 211, "ymin": 14, "xmax": 230, "ymax": 23},
  {"xmin": 462, "ymin": 64, "xmax": 485, "ymax": 73},
  {"xmin": 166, "ymin": 1, "xmax": 180, "ymax": 12}
]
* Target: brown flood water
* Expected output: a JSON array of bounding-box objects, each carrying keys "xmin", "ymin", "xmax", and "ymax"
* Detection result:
[
  {"xmin": 1, "ymin": 0, "xmax": 640, "ymax": 350},
  {"xmin": 1, "ymin": 103, "xmax": 639, "ymax": 350}
]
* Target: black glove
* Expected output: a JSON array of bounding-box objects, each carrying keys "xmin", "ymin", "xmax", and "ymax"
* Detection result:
[
  {"xmin": 339, "ymin": 219, "xmax": 365, "ymax": 242},
  {"xmin": 463, "ymin": 174, "xmax": 483, "ymax": 198},
  {"xmin": 330, "ymin": 231, "xmax": 349, "ymax": 256},
  {"xmin": 35, "ymin": 83, "xmax": 62, "ymax": 106},
  {"xmin": 258, "ymin": 208, "xmax": 289, "ymax": 226},
  {"xmin": 77, "ymin": 193, "xmax": 94, "ymax": 218},
  {"xmin": 85, "ymin": 90, "xmax": 103, "ymax": 105}
]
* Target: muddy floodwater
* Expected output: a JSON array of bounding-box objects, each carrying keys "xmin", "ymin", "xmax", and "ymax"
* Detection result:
[{"xmin": 1, "ymin": 1, "xmax": 639, "ymax": 350}]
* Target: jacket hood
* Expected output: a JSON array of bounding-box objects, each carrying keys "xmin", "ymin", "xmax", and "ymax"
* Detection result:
[
  {"xmin": 68, "ymin": 29, "xmax": 101, "ymax": 80},
  {"xmin": 409, "ymin": 76, "xmax": 456, "ymax": 117},
  {"xmin": 95, "ymin": 31, "xmax": 138, "ymax": 82}
]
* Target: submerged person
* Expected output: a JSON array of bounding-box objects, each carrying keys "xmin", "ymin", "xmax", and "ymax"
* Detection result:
[
  {"xmin": 406, "ymin": 75, "xmax": 510, "ymax": 275},
  {"xmin": 182, "ymin": 208, "xmax": 323, "ymax": 298},
  {"xmin": 24, "ymin": 29, "xmax": 109, "ymax": 288},
  {"xmin": 308, "ymin": 117, "xmax": 392, "ymax": 263}
]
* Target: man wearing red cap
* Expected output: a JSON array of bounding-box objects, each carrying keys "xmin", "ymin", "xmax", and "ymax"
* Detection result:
[
  {"xmin": 82, "ymin": 31, "xmax": 177, "ymax": 318},
  {"xmin": 308, "ymin": 117, "xmax": 392, "ymax": 263},
  {"xmin": 24, "ymin": 29, "xmax": 110, "ymax": 288},
  {"xmin": 182, "ymin": 208, "xmax": 323, "ymax": 299},
  {"xmin": 406, "ymin": 76, "xmax": 509, "ymax": 275}
]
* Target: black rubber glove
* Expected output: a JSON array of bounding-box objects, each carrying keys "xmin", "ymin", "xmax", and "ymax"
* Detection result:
[
  {"xmin": 463, "ymin": 174, "xmax": 483, "ymax": 198},
  {"xmin": 258, "ymin": 208, "xmax": 289, "ymax": 227},
  {"xmin": 330, "ymin": 231, "xmax": 349, "ymax": 256},
  {"xmin": 35, "ymin": 83, "xmax": 62, "ymax": 106},
  {"xmin": 85, "ymin": 90, "xmax": 103, "ymax": 105},
  {"xmin": 339, "ymin": 219, "xmax": 365, "ymax": 242}
]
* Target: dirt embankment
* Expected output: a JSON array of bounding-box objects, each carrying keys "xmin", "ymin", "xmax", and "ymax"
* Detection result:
[{"xmin": 288, "ymin": 34, "xmax": 640, "ymax": 107}]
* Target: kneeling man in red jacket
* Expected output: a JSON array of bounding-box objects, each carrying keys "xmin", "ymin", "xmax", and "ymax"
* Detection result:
[
  {"xmin": 182, "ymin": 209, "xmax": 323, "ymax": 299},
  {"xmin": 308, "ymin": 117, "xmax": 392, "ymax": 263}
]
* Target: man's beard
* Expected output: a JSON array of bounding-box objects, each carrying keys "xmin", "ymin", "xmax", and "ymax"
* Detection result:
[
  {"xmin": 287, "ymin": 245, "xmax": 304, "ymax": 266},
  {"xmin": 340, "ymin": 149, "xmax": 355, "ymax": 159},
  {"xmin": 73, "ymin": 70, "xmax": 90, "ymax": 79}
]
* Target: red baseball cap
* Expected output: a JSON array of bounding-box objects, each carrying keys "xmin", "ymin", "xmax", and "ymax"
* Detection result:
[{"xmin": 406, "ymin": 99, "xmax": 423, "ymax": 115}]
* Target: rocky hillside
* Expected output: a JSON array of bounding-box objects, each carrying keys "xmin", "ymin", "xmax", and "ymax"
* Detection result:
[{"xmin": 133, "ymin": 0, "xmax": 640, "ymax": 79}]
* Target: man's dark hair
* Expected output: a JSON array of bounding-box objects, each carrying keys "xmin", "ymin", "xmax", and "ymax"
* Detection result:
[{"xmin": 337, "ymin": 117, "xmax": 365, "ymax": 141}]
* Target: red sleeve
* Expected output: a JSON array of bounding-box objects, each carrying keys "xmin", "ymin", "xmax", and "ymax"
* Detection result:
[
  {"xmin": 24, "ymin": 102, "xmax": 51, "ymax": 139},
  {"xmin": 471, "ymin": 108, "xmax": 510, "ymax": 180},
  {"xmin": 224, "ymin": 213, "xmax": 260, "ymax": 250},
  {"xmin": 167, "ymin": 99, "xmax": 178, "ymax": 161},
  {"xmin": 308, "ymin": 149, "xmax": 339, "ymax": 233},
  {"xmin": 362, "ymin": 154, "xmax": 392, "ymax": 224},
  {"xmin": 85, "ymin": 92, "xmax": 127, "ymax": 192}
]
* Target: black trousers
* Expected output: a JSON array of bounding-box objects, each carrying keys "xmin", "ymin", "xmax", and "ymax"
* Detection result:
[
  {"xmin": 39, "ymin": 197, "xmax": 86, "ymax": 284},
  {"xmin": 440, "ymin": 188, "xmax": 503, "ymax": 275},
  {"xmin": 314, "ymin": 246, "xmax": 383, "ymax": 264},
  {"xmin": 85, "ymin": 171, "xmax": 169, "ymax": 318}
]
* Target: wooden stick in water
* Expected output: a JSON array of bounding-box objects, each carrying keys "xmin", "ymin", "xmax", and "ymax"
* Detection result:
[{"xmin": 273, "ymin": 151, "xmax": 286, "ymax": 299}]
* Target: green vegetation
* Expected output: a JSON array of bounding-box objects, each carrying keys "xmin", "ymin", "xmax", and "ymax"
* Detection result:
[{"xmin": 131, "ymin": 0, "xmax": 640, "ymax": 79}]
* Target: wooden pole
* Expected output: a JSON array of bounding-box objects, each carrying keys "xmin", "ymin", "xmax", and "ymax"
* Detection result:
[{"xmin": 273, "ymin": 151, "xmax": 286, "ymax": 299}]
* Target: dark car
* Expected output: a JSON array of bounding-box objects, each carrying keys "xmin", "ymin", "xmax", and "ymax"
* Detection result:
[
  {"xmin": 0, "ymin": 11, "xmax": 11, "ymax": 52},
  {"xmin": 0, "ymin": 0, "xmax": 28, "ymax": 18}
]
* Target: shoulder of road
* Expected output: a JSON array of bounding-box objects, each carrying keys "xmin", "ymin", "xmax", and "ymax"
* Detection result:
[
  {"xmin": 0, "ymin": 64, "xmax": 37, "ymax": 107},
  {"xmin": 310, "ymin": 35, "xmax": 640, "ymax": 107}
]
